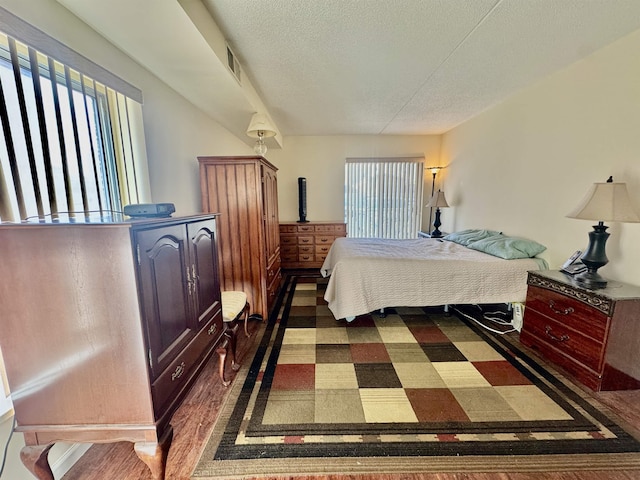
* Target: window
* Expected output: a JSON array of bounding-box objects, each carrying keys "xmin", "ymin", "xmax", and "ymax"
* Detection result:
[
  {"xmin": 0, "ymin": 21, "xmax": 146, "ymax": 223},
  {"xmin": 345, "ymin": 157, "xmax": 424, "ymax": 239}
]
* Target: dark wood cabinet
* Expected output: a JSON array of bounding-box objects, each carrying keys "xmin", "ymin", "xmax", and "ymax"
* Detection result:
[
  {"xmin": 279, "ymin": 221, "xmax": 347, "ymax": 269},
  {"xmin": 199, "ymin": 155, "xmax": 282, "ymax": 320},
  {"xmin": 0, "ymin": 215, "xmax": 222, "ymax": 480},
  {"xmin": 520, "ymin": 270, "xmax": 640, "ymax": 392}
]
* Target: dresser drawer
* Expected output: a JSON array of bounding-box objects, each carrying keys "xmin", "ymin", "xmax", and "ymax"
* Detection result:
[
  {"xmin": 297, "ymin": 236, "xmax": 314, "ymax": 245},
  {"xmin": 334, "ymin": 224, "xmax": 346, "ymax": 235},
  {"xmin": 522, "ymin": 309, "xmax": 605, "ymax": 372},
  {"xmin": 314, "ymin": 224, "xmax": 335, "ymax": 232},
  {"xmin": 525, "ymin": 285, "xmax": 609, "ymax": 342},
  {"xmin": 299, "ymin": 245, "xmax": 314, "ymax": 254},
  {"xmin": 279, "ymin": 225, "xmax": 297, "ymax": 233},
  {"xmin": 297, "ymin": 224, "xmax": 315, "ymax": 233},
  {"xmin": 281, "ymin": 245, "xmax": 298, "ymax": 255},
  {"xmin": 315, "ymin": 235, "xmax": 334, "ymax": 245},
  {"xmin": 280, "ymin": 235, "xmax": 297, "ymax": 246},
  {"xmin": 316, "ymin": 253, "xmax": 328, "ymax": 263},
  {"xmin": 315, "ymin": 244, "xmax": 331, "ymax": 254},
  {"xmin": 298, "ymin": 253, "xmax": 314, "ymax": 262}
]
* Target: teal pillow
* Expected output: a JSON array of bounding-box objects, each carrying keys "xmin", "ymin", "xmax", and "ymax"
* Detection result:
[
  {"xmin": 467, "ymin": 235, "xmax": 546, "ymax": 259},
  {"xmin": 443, "ymin": 229, "xmax": 502, "ymax": 247}
]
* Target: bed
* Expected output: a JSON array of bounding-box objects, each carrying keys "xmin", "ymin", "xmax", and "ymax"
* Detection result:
[{"xmin": 320, "ymin": 232, "xmax": 547, "ymax": 320}]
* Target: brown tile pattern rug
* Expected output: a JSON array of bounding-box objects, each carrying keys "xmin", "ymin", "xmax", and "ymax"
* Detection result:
[{"xmin": 192, "ymin": 274, "xmax": 640, "ymax": 478}]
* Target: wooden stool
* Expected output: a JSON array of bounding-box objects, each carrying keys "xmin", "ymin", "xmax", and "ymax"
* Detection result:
[{"xmin": 216, "ymin": 291, "xmax": 250, "ymax": 386}]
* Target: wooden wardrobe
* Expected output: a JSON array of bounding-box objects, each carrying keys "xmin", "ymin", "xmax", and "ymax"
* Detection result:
[{"xmin": 198, "ymin": 155, "xmax": 282, "ymax": 321}]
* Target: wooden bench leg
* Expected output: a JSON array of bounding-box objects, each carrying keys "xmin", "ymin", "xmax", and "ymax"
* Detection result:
[{"xmin": 216, "ymin": 340, "xmax": 231, "ymax": 387}]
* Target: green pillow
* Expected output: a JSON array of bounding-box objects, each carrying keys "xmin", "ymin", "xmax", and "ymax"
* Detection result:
[
  {"xmin": 467, "ymin": 235, "xmax": 546, "ymax": 259},
  {"xmin": 443, "ymin": 229, "xmax": 502, "ymax": 247}
]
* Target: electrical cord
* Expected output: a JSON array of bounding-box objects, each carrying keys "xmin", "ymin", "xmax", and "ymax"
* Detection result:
[
  {"xmin": 454, "ymin": 306, "xmax": 516, "ymax": 335},
  {"xmin": 0, "ymin": 415, "xmax": 16, "ymax": 478}
]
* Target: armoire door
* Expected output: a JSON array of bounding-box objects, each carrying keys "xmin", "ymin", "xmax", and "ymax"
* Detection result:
[
  {"xmin": 136, "ymin": 224, "xmax": 196, "ymax": 381},
  {"xmin": 188, "ymin": 220, "xmax": 222, "ymax": 332},
  {"xmin": 262, "ymin": 165, "xmax": 280, "ymax": 266}
]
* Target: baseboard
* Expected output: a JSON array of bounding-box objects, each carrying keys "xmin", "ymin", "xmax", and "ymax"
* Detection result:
[{"xmin": 51, "ymin": 443, "xmax": 92, "ymax": 478}]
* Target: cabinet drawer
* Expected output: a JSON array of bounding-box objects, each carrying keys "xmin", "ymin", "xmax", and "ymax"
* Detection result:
[
  {"xmin": 525, "ymin": 286, "xmax": 609, "ymax": 341},
  {"xmin": 316, "ymin": 253, "xmax": 328, "ymax": 263},
  {"xmin": 281, "ymin": 253, "xmax": 298, "ymax": 263},
  {"xmin": 522, "ymin": 309, "xmax": 605, "ymax": 372},
  {"xmin": 297, "ymin": 236, "xmax": 314, "ymax": 245},
  {"xmin": 280, "ymin": 235, "xmax": 297, "ymax": 246},
  {"xmin": 151, "ymin": 315, "xmax": 220, "ymax": 416},
  {"xmin": 334, "ymin": 224, "xmax": 346, "ymax": 235},
  {"xmin": 315, "ymin": 235, "xmax": 334, "ymax": 244},
  {"xmin": 297, "ymin": 224, "xmax": 314, "ymax": 233},
  {"xmin": 279, "ymin": 225, "xmax": 297, "ymax": 233},
  {"xmin": 315, "ymin": 244, "xmax": 331, "ymax": 254}
]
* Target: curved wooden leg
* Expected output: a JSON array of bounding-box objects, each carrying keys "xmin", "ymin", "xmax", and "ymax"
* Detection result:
[
  {"xmin": 228, "ymin": 330, "xmax": 240, "ymax": 372},
  {"xmin": 20, "ymin": 444, "xmax": 55, "ymax": 480},
  {"xmin": 216, "ymin": 343, "xmax": 230, "ymax": 386},
  {"xmin": 134, "ymin": 426, "xmax": 173, "ymax": 480},
  {"xmin": 243, "ymin": 304, "xmax": 251, "ymax": 337}
]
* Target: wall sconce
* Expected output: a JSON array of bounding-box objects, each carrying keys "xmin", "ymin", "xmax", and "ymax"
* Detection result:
[
  {"xmin": 246, "ymin": 113, "xmax": 276, "ymax": 156},
  {"xmin": 566, "ymin": 176, "xmax": 640, "ymax": 289}
]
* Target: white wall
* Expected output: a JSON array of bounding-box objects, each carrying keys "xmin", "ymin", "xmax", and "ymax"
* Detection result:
[
  {"xmin": 267, "ymin": 135, "xmax": 441, "ymax": 228},
  {"xmin": 440, "ymin": 28, "xmax": 640, "ymax": 286}
]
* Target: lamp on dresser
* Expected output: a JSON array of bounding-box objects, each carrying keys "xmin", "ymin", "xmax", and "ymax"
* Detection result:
[
  {"xmin": 566, "ymin": 176, "xmax": 640, "ymax": 289},
  {"xmin": 426, "ymin": 189, "xmax": 449, "ymax": 238}
]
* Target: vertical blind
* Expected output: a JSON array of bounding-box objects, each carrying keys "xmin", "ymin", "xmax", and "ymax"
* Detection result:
[
  {"xmin": 345, "ymin": 157, "xmax": 424, "ymax": 239},
  {"xmin": 0, "ymin": 29, "xmax": 145, "ymax": 222}
]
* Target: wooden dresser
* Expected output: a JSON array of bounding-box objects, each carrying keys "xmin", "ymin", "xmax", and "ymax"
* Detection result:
[
  {"xmin": 520, "ymin": 270, "xmax": 640, "ymax": 391},
  {"xmin": 199, "ymin": 156, "xmax": 282, "ymax": 320},
  {"xmin": 0, "ymin": 215, "xmax": 223, "ymax": 480},
  {"xmin": 279, "ymin": 221, "xmax": 346, "ymax": 269}
]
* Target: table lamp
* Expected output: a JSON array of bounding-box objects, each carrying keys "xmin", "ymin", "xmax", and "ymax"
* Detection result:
[{"xmin": 426, "ymin": 190, "xmax": 449, "ymax": 238}]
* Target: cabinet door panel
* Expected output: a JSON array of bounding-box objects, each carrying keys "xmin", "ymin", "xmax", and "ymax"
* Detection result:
[
  {"xmin": 188, "ymin": 220, "xmax": 222, "ymax": 330},
  {"xmin": 136, "ymin": 225, "xmax": 194, "ymax": 380}
]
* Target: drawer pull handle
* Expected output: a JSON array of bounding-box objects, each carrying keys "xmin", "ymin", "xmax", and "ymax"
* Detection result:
[
  {"xmin": 548, "ymin": 300, "xmax": 574, "ymax": 316},
  {"xmin": 545, "ymin": 325, "xmax": 569, "ymax": 343},
  {"xmin": 171, "ymin": 362, "xmax": 186, "ymax": 381},
  {"xmin": 207, "ymin": 324, "xmax": 217, "ymax": 335}
]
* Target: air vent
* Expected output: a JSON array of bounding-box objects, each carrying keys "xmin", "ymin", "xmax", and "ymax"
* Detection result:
[{"xmin": 226, "ymin": 44, "xmax": 241, "ymax": 83}]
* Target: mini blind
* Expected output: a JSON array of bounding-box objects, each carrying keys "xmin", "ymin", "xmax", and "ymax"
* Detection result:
[
  {"xmin": 0, "ymin": 28, "xmax": 145, "ymax": 222},
  {"xmin": 345, "ymin": 157, "xmax": 424, "ymax": 239}
]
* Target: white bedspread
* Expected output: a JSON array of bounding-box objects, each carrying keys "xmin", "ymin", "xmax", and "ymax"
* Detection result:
[{"xmin": 320, "ymin": 237, "xmax": 544, "ymax": 320}]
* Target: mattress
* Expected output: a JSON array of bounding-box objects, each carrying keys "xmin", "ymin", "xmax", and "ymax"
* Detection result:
[{"xmin": 320, "ymin": 237, "xmax": 545, "ymax": 320}]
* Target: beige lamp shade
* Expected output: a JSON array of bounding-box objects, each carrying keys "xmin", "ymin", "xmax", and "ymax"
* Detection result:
[
  {"xmin": 426, "ymin": 190, "xmax": 449, "ymax": 208},
  {"xmin": 246, "ymin": 113, "xmax": 277, "ymax": 139},
  {"xmin": 567, "ymin": 182, "xmax": 640, "ymax": 223}
]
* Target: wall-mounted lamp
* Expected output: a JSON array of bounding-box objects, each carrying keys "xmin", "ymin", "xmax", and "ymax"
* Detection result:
[
  {"xmin": 566, "ymin": 176, "xmax": 640, "ymax": 289},
  {"xmin": 426, "ymin": 189, "xmax": 449, "ymax": 238},
  {"xmin": 246, "ymin": 113, "xmax": 276, "ymax": 156}
]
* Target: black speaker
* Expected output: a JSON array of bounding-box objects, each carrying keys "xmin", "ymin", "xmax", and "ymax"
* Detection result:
[{"xmin": 298, "ymin": 177, "xmax": 309, "ymax": 223}]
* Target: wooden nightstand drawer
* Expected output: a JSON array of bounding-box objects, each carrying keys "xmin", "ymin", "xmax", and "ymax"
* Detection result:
[
  {"xmin": 521, "ymin": 309, "xmax": 604, "ymax": 372},
  {"xmin": 526, "ymin": 285, "xmax": 609, "ymax": 342}
]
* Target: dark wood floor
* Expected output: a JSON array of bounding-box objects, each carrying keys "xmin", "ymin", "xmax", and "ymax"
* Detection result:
[{"xmin": 62, "ymin": 319, "xmax": 640, "ymax": 480}]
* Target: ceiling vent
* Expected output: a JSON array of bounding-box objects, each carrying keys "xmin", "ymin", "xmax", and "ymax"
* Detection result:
[{"xmin": 226, "ymin": 44, "xmax": 241, "ymax": 84}]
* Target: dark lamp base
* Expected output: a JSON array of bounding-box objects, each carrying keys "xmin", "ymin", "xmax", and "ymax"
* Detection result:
[
  {"xmin": 430, "ymin": 230, "xmax": 443, "ymax": 238},
  {"xmin": 574, "ymin": 270, "xmax": 608, "ymax": 290}
]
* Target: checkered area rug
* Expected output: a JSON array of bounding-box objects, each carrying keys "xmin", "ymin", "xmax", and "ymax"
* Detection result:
[{"xmin": 192, "ymin": 275, "xmax": 640, "ymax": 478}]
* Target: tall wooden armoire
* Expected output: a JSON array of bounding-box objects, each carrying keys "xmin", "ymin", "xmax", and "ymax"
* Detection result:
[{"xmin": 198, "ymin": 155, "xmax": 282, "ymax": 320}]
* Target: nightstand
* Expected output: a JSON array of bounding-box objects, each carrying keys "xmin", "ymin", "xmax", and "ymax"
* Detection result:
[{"xmin": 520, "ymin": 270, "xmax": 640, "ymax": 391}]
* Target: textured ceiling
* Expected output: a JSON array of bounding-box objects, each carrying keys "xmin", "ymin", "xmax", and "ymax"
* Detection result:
[
  {"xmin": 204, "ymin": 0, "xmax": 640, "ymax": 135},
  {"xmin": 57, "ymin": 0, "xmax": 640, "ymax": 139}
]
